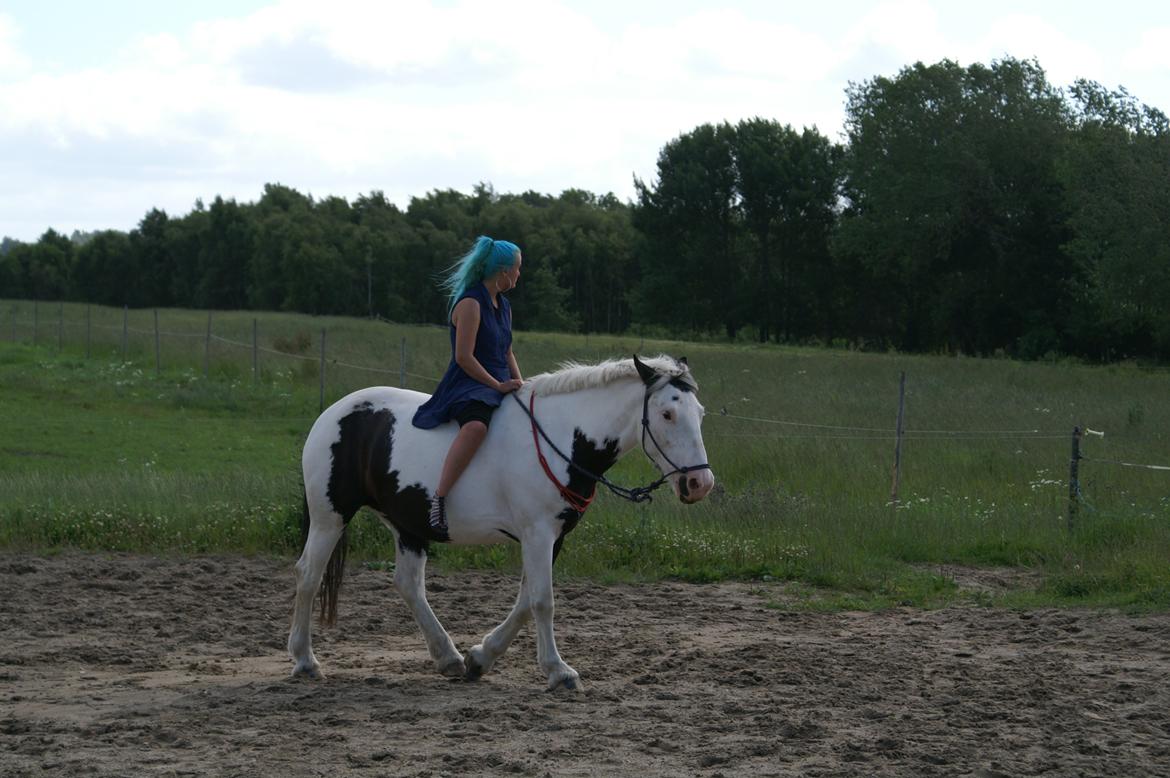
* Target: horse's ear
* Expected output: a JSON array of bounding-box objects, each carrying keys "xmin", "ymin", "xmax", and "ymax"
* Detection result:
[
  {"xmin": 677, "ymin": 356, "xmax": 689, "ymax": 369},
  {"xmin": 633, "ymin": 354, "xmax": 658, "ymax": 386}
]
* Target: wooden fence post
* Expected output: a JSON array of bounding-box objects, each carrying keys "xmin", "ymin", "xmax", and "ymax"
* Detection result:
[
  {"xmin": 154, "ymin": 309, "xmax": 161, "ymax": 376},
  {"xmin": 319, "ymin": 328, "xmax": 327, "ymax": 412},
  {"xmin": 1068, "ymin": 426, "xmax": 1082, "ymax": 532},
  {"xmin": 204, "ymin": 312, "xmax": 212, "ymax": 378},
  {"xmin": 890, "ymin": 371, "xmax": 907, "ymax": 504}
]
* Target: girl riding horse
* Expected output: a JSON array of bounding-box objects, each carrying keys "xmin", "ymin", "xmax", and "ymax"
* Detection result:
[{"xmin": 412, "ymin": 236, "xmax": 524, "ymax": 538}]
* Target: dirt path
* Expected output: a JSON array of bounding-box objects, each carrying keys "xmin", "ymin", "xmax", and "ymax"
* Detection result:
[{"xmin": 3, "ymin": 552, "xmax": 1169, "ymax": 777}]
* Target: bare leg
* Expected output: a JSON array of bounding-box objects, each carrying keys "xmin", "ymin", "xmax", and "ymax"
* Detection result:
[
  {"xmin": 466, "ymin": 574, "xmax": 531, "ymax": 680},
  {"xmin": 436, "ymin": 421, "xmax": 487, "ymax": 497},
  {"xmin": 393, "ymin": 544, "xmax": 465, "ymax": 677},
  {"xmin": 288, "ymin": 510, "xmax": 344, "ymax": 679}
]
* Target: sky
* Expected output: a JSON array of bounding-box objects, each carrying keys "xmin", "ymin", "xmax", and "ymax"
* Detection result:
[{"xmin": 2, "ymin": 0, "xmax": 1169, "ymax": 243}]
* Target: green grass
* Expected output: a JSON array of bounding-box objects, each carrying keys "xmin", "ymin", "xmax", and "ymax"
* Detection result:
[{"xmin": 2, "ymin": 300, "xmax": 1170, "ymax": 609}]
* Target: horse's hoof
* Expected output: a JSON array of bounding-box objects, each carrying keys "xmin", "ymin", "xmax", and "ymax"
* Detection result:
[
  {"xmin": 547, "ymin": 671, "xmax": 582, "ymax": 692},
  {"xmin": 291, "ymin": 663, "xmax": 323, "ymax": 680},
  {"xmin": 437, "ymin": 656, "xmax": 466, "ymax": 678},
  {"xmin": 465, "ymin": 645, "xmax": 492, "ymax": 681}
]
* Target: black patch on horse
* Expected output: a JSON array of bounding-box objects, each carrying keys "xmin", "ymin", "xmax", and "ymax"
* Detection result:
[
  {"xmin": 327, "ymin": 402, "xmax": 440, "ymax": 555},
  {"xmin": 552, "ymin": 428, "xmax": 620, "ymax": 561},
  {"xmin": 668, "ymin": 376, "xmax": 695, "ymax": 393}
]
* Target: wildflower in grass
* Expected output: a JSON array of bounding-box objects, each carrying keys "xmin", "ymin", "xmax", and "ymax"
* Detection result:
[{"xmin": 1029, "ymin": 468, "xmax": 1062, "ymax": 491}]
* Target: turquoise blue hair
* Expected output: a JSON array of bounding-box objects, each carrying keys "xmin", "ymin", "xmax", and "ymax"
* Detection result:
[{"xmin": 439, "ymin": 235, "xmax": 520, "ymax": 315}]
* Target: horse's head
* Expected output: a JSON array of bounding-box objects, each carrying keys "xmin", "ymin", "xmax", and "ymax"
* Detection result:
[{"xmin": 633, "ymin": 355, "xmax": 716, "ymax": 504}]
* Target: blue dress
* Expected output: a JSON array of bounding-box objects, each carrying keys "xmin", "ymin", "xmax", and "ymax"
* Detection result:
[{"xmin": 412, "ymin": 283, "xmax": 513, "ymax": 429}]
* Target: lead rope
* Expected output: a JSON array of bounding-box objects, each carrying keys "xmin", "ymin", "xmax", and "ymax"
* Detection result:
[{"xmin": 528, "ymin": 391, "xmax": 594, "ymax": 513}]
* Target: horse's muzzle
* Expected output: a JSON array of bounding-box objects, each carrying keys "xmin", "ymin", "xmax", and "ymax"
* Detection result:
[{"xmin": 677, "ymin": 470, "xmax": 715, "ymax": 503}]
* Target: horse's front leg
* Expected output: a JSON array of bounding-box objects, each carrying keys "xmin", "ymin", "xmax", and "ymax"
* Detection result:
[
  {"xmin": 522, "ymin": 530, "xmax": 580, "ymax": 691},
  {"xmin": 392, "ymin": 544, "xmax": 465, "ymax": 678},
  {"xmin": 465, "ymin": 573, "xmax": 531, "ymax": 681}
]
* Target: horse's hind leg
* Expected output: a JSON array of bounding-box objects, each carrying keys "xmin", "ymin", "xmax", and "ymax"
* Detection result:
[
  {"xmin": 393, "ymin": 543, "xmax": 465, "ymax": 678},
  {"xmin": 466, "ymin": 574, "xmax": 531, "ymax": 681},
  {"xmin": 288, "ymin": 506, "xmax": 344, "ymax": 679}
]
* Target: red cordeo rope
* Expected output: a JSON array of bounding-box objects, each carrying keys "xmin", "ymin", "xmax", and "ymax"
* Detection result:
[{"xmin": 529, "ymin": 391, "xmax": 594, "ymax": 513}]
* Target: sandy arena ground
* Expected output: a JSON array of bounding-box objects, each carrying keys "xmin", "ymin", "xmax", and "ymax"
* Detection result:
[{"xmin": 3, "ymin": 552, "xmax": 1169, "ymax": 777}]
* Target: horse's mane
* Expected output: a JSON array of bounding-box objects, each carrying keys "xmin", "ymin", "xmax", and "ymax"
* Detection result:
[{"xmin": 525, "ymin": 355, "xmax": 696, "ymax": 397}]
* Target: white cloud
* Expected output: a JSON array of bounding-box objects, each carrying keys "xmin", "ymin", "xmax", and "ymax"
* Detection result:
[
  {"xmin": 3, "ymin": 2, "xmax": 1170, "ymax": 241},
  {"xmin": 849, "ymin": 0, "xmax": 948, "ymax": 65},
  {"xmin": 1124, "ymin": 26, "xmax": 1170, "ymax": 72},
  {"xmin": 0, "ymin": 13, "xmax": 29, "ymax": 75},
  {"xmin": 974, "ymin": 13, "xmax": 1103, "ymax": 86}
]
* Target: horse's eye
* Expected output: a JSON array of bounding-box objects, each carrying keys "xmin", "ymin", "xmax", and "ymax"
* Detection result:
[{"xmin": 662, "ymin": 411, "xmax": 673, "ymax": 421}]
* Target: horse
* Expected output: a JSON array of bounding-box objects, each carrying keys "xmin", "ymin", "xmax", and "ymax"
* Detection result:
[{"xmin": 288, "ymin": 354, "xmax": 715, "ymax": 690}]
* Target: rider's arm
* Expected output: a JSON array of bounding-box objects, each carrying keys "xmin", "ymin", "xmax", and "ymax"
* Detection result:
[{"xmin": 506, "ymin": 347, "xmax": 522, "ymax": 382}]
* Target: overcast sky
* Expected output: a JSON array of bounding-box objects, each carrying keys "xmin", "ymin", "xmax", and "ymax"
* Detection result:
[{"xmin": 2, "ymin": 0, "xmax": 1168, "ymax": 243}]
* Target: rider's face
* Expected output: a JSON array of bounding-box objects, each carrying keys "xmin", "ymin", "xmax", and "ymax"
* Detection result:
[{"xmin": 500, "ymin": 252, "xmax": 522, "ymax": 292}]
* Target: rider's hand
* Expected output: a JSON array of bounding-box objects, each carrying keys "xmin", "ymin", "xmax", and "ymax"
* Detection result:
[{"xmin": 497, "ymin": 378, "xmax": 524, "ymax": 394}]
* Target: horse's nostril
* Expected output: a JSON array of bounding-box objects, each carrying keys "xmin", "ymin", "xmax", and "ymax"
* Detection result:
[{"xmin": 688, "ymin": 477, "xmax": 701, "ymax": 491}]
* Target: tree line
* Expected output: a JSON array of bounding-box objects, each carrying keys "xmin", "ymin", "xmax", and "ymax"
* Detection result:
[{"xmin": 2, "ymin": 57, "xmax": 1168, "ymax": 361}]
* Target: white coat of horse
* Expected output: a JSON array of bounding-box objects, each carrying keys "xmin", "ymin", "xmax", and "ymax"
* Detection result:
[{"xmin": 288, "ymin": 354, "xmax": 715, "ymax": 690}]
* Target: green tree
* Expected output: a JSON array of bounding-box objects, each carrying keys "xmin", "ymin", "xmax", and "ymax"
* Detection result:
[
  {"xmin": 733, "ymin": 119, "xmax": 839, "ymax": 342},
  {"xmin": 634, "ymin": 122, "xmax": 743, "ymax": 337},
  {"xmin": 195, "ymin": 196, "xmax": 253, "ymax": 309},
  {"xmin": 1060, "ymin": 81, "xmax": 1170, "ymax": 359},
  {"xmin": 837, "ymin": 58, "xmax": 1071, "ymax": 354},
  {"xmin": 22, "ymin": 230, "xmax": 74, "ymax": 301},
  {"xmin": 0, "ymin": 239, "xmax": 26, "ymax": 297},
  {"xmin": 72, "ymin": 231, "xmax": 134, "ymax": 304},
  {"xmin": 130, "ymin": 209, "xmax": 175, "ymax": 307},
  {"xmin": 166, "ymin": 203, "xmax": 209, "ymax": 307}
]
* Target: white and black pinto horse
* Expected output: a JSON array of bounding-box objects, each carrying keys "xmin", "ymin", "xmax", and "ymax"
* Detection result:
[{"xmin": 288, "ymin": 354, "xmax": 715, "ymax": 690}]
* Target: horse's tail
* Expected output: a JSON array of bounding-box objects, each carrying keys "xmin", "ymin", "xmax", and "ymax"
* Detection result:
[
  {"xmin": 318, "ymin": 525, "xmax": 349, "ymax": 627},
  {"xmin": 299, "ymin": 486, "xmax": 349, "ymax": 628},
  {"xmin": 299, "ymin": 492, "xmax": 311, "ymax": 549}
]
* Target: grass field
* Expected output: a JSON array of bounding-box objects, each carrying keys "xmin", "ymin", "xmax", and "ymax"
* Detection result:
[{"xmin": 2, "ymin": 299, "xmax": 1169, "ymax": 609}]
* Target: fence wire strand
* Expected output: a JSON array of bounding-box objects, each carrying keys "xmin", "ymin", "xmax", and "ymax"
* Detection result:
[
  {"xmin": 714, "ymin": 410, "xmax": 1055, "ymax": 438},
  {"xmin": 1081, "ymin": 455, "xmax": 1170, "ymax": 472}
]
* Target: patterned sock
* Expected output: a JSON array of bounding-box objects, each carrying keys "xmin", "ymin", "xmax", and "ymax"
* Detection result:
[{"xmin": 428, "ymin": 495, "xmax": 447, "ymax": 534}]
